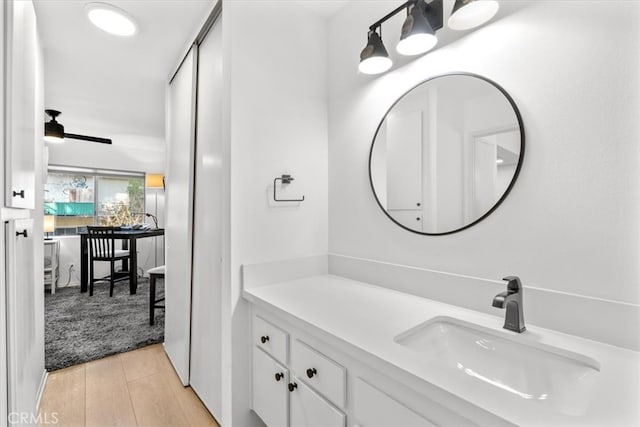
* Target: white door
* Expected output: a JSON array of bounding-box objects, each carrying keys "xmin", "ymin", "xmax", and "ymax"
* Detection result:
[
  {"xmin": 190, "ymin": 18, "xmax": 223, "ymax": 418},
  {"xmin": 387, "ymin": 210, "xmax": 423, "ymax": 231},
  {"xmin": 252, "ymin": 347, "xmax": 289, "ymax": 427},
  {"xmin": 0, "ymin": 0, "xmax": 6, "ymax": 419},
  {"xmin": 290, "ymin": 379, "xmax": 345, "ymax": 427},
  {"xmin": 4, "ymin": 0, "xmax": 37, "ymax": 209},
  {"xmin": 4, "ymin": 219, "xmax": 40, "ymax": 420},
  {"xmin": 386, "ymin": 110, "xmax": 423, "ymax": 210},
  {"xmin": 473, "ymin": 138, "xmax": 498, "ymax": 217},
  {"xmin": 165, "ymin": 47, "xmax": 197, "ymax": 385}
]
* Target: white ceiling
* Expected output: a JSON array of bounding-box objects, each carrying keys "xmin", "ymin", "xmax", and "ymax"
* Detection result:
[{"xmin": 33, "ymin": 0, "xmax": 214, "ymax": 143}]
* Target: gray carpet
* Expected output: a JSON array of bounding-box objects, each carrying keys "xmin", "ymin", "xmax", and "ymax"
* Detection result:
[{"xmin": 45, "ymin": 278, "xmax": 164, "ymax": 371}]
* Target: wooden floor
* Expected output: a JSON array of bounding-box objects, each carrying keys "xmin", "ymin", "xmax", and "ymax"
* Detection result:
[{"xmin": 39, "ymin": 344, "xmax": 219, "ymax": 427}]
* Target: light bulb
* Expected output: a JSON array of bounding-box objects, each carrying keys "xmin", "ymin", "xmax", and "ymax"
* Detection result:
[
  {"xmin": 359, "ymin": 57, "xmax": 393, "ymax": 75},
  {"xmin": 397, "ymin": 33, "xmax": 438, "ymax": 56},
  {"xmin": 448, "ymin": 0, "xmax": 499, "ymax": 31}
]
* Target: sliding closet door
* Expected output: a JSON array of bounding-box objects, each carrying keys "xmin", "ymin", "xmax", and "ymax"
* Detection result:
[
  {"xmin": 165, "ymin": 47, "xmax": 197, "ymax": 385},
  {"xmin": 190, "ymin": 17, "xmax": 223, "ymax": 418}
]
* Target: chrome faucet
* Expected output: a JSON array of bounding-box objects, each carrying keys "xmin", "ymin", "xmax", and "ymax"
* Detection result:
[{"xmin": 492, "ymin": 276, "xmax": 526, "ymax": 333}]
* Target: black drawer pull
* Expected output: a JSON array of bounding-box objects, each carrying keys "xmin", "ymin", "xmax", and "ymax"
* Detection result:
[
  {"xmin": 16, "ymin": 230, "xmax": 28, "ymax": 238},
  {"xmin": 260, "ymin": 335, "xmax": 269, "ymax": 344},
  {"xmin": 288, "ymin": 382, "xmax": 297, "ymax": 392},
  {"xmin": 306, "ymin": 368, "xmax": 317, "ymax": 378},
  {"xmin": 12, "ymin": 190, "xmax": 25, "ymax": 198},
  {"xmin": 275, "ymin": 372, "xmax": 284, "ymax": 382}
]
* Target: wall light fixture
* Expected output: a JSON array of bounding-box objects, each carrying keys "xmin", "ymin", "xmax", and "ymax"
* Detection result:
[{"xmin": 359, "ymin": 0, "xmax": 499, "ymax": 75}]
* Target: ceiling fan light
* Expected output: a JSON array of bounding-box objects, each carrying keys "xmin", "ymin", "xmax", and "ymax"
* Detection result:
[
  {"xmin": 359, "ymin": 31, "xmax": 393, "ymax": 75},
  {"xmin": 448, "ymin": 0, "xmax": 499, "ymax": 31},
  {"xmin": 44, "ymin": 109, "xmax": 65, "ymax": 143}
]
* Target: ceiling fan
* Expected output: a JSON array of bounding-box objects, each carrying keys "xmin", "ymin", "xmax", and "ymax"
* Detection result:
[{"xmin": 44, "ymin": 109, "xmax": 112, "ymax": 144}]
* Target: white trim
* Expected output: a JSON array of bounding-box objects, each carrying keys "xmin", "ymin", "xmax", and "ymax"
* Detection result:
[{"xmin": 35, "ymin": 370, "xmax": 48, "ymax": 411}]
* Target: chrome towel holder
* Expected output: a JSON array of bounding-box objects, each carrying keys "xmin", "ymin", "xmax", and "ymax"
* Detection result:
[{"xmin": 273, "ymin": 174, "xmax": 305, "ymax": 202}]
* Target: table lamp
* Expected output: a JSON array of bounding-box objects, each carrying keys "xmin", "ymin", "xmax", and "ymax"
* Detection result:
[{"xmin": 44, "ymin": 215, "xmax": 55, "ymax": 240}]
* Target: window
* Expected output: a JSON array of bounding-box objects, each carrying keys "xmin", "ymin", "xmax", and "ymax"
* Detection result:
[{"xmin": 44, "ymin": 167, "xmax": 145, "ymax": 235}]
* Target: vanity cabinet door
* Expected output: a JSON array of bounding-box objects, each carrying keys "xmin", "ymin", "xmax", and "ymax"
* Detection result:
[
  {"xmin": 290, "ymin": 378, "xmax": 345, "ymax": 427},
  {"xmin": 4, "ymin": 0, "xmax": 37, "ymax": 209},
  {"xmin": 291, "ymin": 339, "xmax": 346, "ymax": 408},
  {"xmin": 252, "ymin": 347, "xmax": 289, "ymax": 427},
  {"xmin": 254, "ymin": 315, "xmax": 289, "ymax": 364},
  {"xmin": 354, "ymin": 378, "xmax": 435, "ymax": 427}
]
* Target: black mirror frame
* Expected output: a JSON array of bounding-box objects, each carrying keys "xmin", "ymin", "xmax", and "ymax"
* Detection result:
[{"xmin": 368, "ymin": 72, "xmax": 525, "ymax": 236}]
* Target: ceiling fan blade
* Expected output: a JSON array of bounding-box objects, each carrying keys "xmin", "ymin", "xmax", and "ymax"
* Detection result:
[{"xmin": 64, "ymin": 133, "xmax": 112, "ymax": 144}]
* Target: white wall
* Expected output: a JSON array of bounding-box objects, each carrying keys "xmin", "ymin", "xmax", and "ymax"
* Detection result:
[
  {"xmin": 328, "ymin": 0, "xmax": 639, "ymax": 316},
  {"xmin": 223, "ymin": 1, "xmax": 328, "ymax": 424},
  {"xmin": 47, "ymin": 134, "xmax": 165, "ymax": 173}
]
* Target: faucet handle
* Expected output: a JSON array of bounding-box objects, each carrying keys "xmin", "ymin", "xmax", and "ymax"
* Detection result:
[{"xmin": 502, "ymin": 276, "xmax": 522, "ymax": 292}]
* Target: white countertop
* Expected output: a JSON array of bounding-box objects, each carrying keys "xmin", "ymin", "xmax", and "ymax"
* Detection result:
[{"xmin": 244, "ymin": 274, "xmax": 640, "ymax": 426}]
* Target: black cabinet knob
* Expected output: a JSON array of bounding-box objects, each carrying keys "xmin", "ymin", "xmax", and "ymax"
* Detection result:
[
  {"xmin": 12, "ymin": 190, "xmax": 24, "ymax": 198},
  {"xmin": 306, "ymin": 368, "xmax": 317, "ymax": 378},
  {"xmin": 260, "ymin": 336, "xmax": 269, "ymax": 344},
  {"xmin": 275, "ymin": 372, "xmax": 284, "ymax": 382},
  {"xmin": 288, "ymin": 382, "xmax": 297, "ymax": 392},
  {"xmin": 416, "ymin": 202, "xmax": 421, "ymax": 207},
  {"xmin": 416, "ymin": 217, "xmax": 421, "ymax": 221},
  {"xmin": 15, "ymin": 230, "xmax": 28, "ymax": 238}
]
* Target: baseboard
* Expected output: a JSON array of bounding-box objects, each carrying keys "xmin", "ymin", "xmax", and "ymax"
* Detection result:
[
  {"xmin": 35, "ymin": 370, "xmax": 48, "ymax": 411},
  {"xmin": 162, "ymin": 342, "xmax": 188, "ymax": 386}
]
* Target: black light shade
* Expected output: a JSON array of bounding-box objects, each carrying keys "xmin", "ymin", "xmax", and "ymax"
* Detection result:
[
  {"xmin": 359, "ymin": 30, "xmax": 392, "ymax": 75},
  {"xmin": 397, "ymin": 3, "xmax": 438, "ymax": 56},
  {"xmin": 448, "ymin": 0, "xmax": 499, "ymax": 30},
  {"xmin": 44, "ymin": 109, "xmax": 65, "ymax": 143}
]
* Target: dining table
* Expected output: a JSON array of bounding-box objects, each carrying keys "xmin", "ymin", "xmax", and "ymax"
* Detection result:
[{"xmin": 79, "ymin": 228, "xmax": 165, "ymax": 294}]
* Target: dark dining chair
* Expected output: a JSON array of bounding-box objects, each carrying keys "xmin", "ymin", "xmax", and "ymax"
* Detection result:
[
  {"xmin": 87, "ymin": 226, "xmax": 132, "ymax": 297},
  {"xmin": 147, "ymin": 265, "xmax": 165, "ymax": 325}
]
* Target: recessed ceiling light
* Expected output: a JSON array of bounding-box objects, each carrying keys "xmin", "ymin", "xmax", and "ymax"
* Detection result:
[{"xmin": 85, "ymin": 3, "xmax": 137, "ymax": 37}]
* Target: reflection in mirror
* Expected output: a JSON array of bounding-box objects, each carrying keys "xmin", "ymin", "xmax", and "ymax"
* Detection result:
[{"xmin": 369, "ymin": 74, "xmax": 524, "ymax": 235}]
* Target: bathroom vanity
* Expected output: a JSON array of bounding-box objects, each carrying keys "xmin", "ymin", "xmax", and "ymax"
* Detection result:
[{"xmin": 243, "ymin": 259, "xmax": 640, "ymax": 426}]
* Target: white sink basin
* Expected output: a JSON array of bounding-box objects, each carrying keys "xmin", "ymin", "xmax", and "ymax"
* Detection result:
[{"xmin": 394, "ymin": 316, "xmax": 600, "ymax": 415}]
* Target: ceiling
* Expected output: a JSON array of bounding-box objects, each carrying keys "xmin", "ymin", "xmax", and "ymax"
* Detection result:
[
  {"xmin": 34, "ymin": 0, "xmax": 347, "ymax": 146},
  {"xmin": 33, "ymin": 0, "xmax": 214, "ymax": 143}
]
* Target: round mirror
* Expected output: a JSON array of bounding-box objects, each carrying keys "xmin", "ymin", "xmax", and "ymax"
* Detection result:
[{"xmin": 369, "ymin": 73, "xmax": 524, "ymax": 235}]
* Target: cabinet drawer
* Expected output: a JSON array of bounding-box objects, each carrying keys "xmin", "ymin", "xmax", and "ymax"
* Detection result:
[
  {"xmin": 252, "ymin": 347, "xmax": 289, "ymax": 427},
  {"xmin": 290, "ymin": 377, "xmax": 345, "ymax": 427},
  {"xmin": 291, "ymin": 340, "xmax": 346, "ymax": 408},
  {"xmin": 254, "ymin": 315, "xmax": 289, "ymax": 364},
  {"xmin": 354, "ymin": 378, "xmax": 435, "ymax": 427}
]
